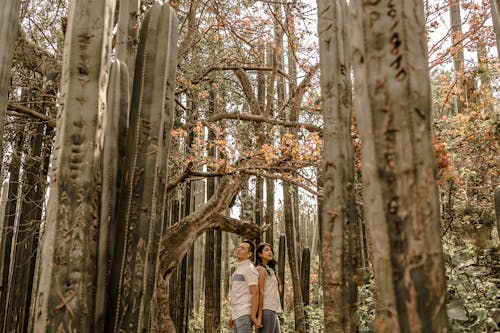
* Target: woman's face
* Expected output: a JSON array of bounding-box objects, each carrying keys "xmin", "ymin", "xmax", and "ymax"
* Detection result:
[{"xmin": 259, "ymin": 245, "xmax": 274, "ymax": 263}]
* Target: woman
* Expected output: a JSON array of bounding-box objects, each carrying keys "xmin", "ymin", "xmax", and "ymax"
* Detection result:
[{"xmin": 255, "ymin": 243, "xmax": 282, "ymax": 333}]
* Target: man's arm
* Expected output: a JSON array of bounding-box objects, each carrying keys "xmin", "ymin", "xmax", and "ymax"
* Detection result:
[{"xmin": 249, "ymin": 284, "xmax": 260, "ymax": 327}]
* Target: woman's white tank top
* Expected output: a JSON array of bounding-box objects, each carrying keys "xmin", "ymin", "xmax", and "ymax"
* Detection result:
[{"xmin": 262, "ymin": 265, "xmax": 282, "ymax": 313}]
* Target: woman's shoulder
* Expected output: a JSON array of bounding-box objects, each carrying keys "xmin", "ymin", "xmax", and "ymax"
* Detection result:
[{"xmin": 256, "ymin": 265, "xmax": 267, "ymax": 274}]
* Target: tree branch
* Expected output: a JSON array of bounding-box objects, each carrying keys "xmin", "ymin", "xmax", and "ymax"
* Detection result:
[
  {"xmin": 179, "ymin": 112, "xmax": 321, "ymax": 133},
  {"xmin": 177, "ymin": 0, "xmax": 199, "ymax": 59},
  {"xmin": 159, "ymin": 175, "xmax": 247, "ymax": 277},
  {"xmin": 212, "ymin": 215, "xmax": 268, "ymax": 239},
  {"xmin": 15, "ymin": 24, "xmax": 62, "ymax": 79},
  {"xmin": 242, "ymin": 169, "xmax": 321, "ymax": 197},
  {"xmin": 7, "ymin": 102, "xmax": 56, "ymax": 127}
]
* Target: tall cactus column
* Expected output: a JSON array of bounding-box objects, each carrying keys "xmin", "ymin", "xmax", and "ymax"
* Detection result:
[
  {"xmin": 106, "ymin": 3, "xmax": 178, "ymax": 332},
  {"xmin": 95, "ymin": 59, "xmax": 129, "ymax": 331},
  {"xmin": 32, "ymin": 0, "xmax": 116, "ymax": 331},
  {"xmin": 350, "ymin": 0, "xmax": 448, "ymax": 332}
]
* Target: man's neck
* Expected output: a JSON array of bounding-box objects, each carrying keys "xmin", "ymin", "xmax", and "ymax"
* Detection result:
[{"xmin": 238, "ymin": 258, "xmax": 250, "ymax": 264}]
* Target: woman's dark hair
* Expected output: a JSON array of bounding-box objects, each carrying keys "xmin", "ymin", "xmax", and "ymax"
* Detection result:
[{"xmin": 255, "ymin": 243, "xmax": 278, "ymax": 275}]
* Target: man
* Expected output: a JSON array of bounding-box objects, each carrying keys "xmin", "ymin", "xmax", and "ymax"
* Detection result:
[{"xmin": 229, "ymin": 240, "xmax": 261, "ymax": 332}]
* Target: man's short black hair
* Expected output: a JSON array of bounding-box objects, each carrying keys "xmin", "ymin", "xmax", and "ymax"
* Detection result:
[{"xmin": 242, "ymin": 239, "xmax": 255, "ymax": 258}]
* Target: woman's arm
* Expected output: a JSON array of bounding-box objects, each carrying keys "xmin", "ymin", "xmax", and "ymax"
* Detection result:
[{"xmin": 256, "ymin": 266, "xmax": 267, "ymax": 327}]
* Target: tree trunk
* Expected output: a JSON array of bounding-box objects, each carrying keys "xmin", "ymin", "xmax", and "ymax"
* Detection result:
[
  {"xmin": 283, "ymin": 183, "xmax": 306, "ymax": 333},
  {"xmin": 3, "ymin": 119, "xmax": 47, "ymax": 332},
  {"xmin": 300, "ymin": 247, "xmax": 311, "ymax": 307},
  {"xmin": 350, "ymin": 0, "xmax": 449, "ymax": 331},
  {"xmin": 495, "ymin": 186, "xmax": 500, "ymax": 240},
  {"xmin": 490, "ymin": 0, "xmax": 500, "ymax": 61},
  {"xmin": 214, "ymin": 229, "xmax": 222, "ymax": 329},
  {"xmin": 204, "ymin": 86, "xmax": 218, "ymax": 333},
  {"xmin": 450, "ymin": 0, "xmax": 464, "ymax": 113},
  {"xmin": 278, "ymin": 234, "xmax": 286, "ymax": 307},
  {"xmin": 26, "ymin": 125, "xmax": 54, "ymax": 332},
  {"xmin": 265, "ymin": 178, "xmax": 275, "ymax": 245},
  {"xmin": 476, "ymin": 41, "xmax": 492, "ymax": 98},
  {"xmin": 0, "ymin": 129, "xmax": 24, "ymax": 326},
  {"xmin": 177, "ymin": 179, "xmax": 192, "ymax": 333},
  {"xmin": 0, "ymin": 0, "xmax": 22, "ymax": 176},
  {"xmin": 204, "ymin": 226, "xmax": 215, "ymax": 333}
]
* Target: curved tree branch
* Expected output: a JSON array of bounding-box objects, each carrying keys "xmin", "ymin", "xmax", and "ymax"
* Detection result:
[
  {"xmin": 212, "ymin": 215, "xmax": 268, "ymax": 239},
  {"xmin": 159, "ymin": 175, "xmax": 247, "ymax": 278}
]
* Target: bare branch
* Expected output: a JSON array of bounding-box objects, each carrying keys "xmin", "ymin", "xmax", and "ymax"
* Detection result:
[
  {"xmin": 7, "ymin": 102, "xmax": 56, "ymax": 127},
  {"xmin": 179, "ymin": 112, "xmax": 321, "ymax": 133},
  {"xmin": 212, "ymin": 215, "xmax": 267, "ymax": 239},
  {"xmin": 15, "ymin": 24, "xmax": 62, "ymax": 78}
]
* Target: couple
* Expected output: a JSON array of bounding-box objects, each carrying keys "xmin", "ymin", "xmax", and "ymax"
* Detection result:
[{"xmin": 228, "ymin": 240, "xmax": 282, "ymax": 333}]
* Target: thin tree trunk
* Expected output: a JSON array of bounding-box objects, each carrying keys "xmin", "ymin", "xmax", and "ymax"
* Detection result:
[
  {"xmin": 265, "ymin": 178, "xmax": 275, "ymax": 245},
  {"xmin": 26, "ymin": 124, "xmax": 54, "ymax": 332},
  {"xmin": 178, "ymin": 174, "xmax": 192, "ymax": 333},
  {"xmin": 204, "ymin": 85, "xmax": 218, "ymax": 333},
  {"xmin": 283, "ymin": 183, "xmax": 306, "ymax": 333},
  {"xmin": 300, "ymin": 247, "xmax": 311, "ymax": 307},
  {"xmin": 214, "ymin": 229, "xmax": 222, "ymax": 329},
  {"xmin": 204, "ymin": 226, "xmax": 215, "ymax": 333},
  {"xmin": 278, "ymin": 234, "xmax": 286, "ymax": 307},
  {"xmin": 0, "ymin": 0, "xmax": 22, "ymax": 176},
  {"xmin": 0, "ymin": 129, "xmax": 24, "ymax": 326},
  {"xmin": 350, "ymin": 0, "xmax": 449, "ymax": 331},
  {"xmin": 490, "ymin": 0, "xmax": 500, "ymax": 61},
  {"xmin": 476, "ymin": 41, "xmax": 492, "ymax": 98},
  {"xmin": 450, "ymin": 0, "xmax": 465, "ymax": 113},
  {"xmin": 3, "ymin": 119, "xmax": 46, "ymax": 332},
  {"xmin": 495, "ymin": 186, "xmax": 500, "ymax": 241}
]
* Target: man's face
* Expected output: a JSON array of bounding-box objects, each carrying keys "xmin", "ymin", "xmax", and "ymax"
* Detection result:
[{"xmin": 236, "ymin": 242, "xmax": 252, "ymax": 262}]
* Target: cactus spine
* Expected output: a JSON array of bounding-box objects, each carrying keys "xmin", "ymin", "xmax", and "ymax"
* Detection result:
[
  {"xmin": 106, "ymin": 2, "xmax": 178, "ymax": 332},
  {"xmin": 32, "ymin": 0, "xmax": 116, "ymax": 331}
]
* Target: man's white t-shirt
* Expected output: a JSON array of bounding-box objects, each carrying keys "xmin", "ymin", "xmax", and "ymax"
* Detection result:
[{"xmin": 230, "ymin": 259, "xmax": 258, "ymax": 320}]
